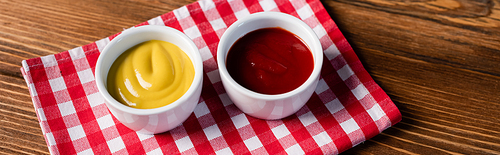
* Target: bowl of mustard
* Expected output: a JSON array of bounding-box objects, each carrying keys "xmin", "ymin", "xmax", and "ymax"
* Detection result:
[{"xmin": 95, "ymin": 25, "xmax": 203, "ymax": 134}]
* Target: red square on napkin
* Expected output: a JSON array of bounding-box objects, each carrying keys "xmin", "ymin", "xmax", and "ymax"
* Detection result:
[{"xmin": 21, "ymin": 0, "xmax": 401, "ymax": 154}]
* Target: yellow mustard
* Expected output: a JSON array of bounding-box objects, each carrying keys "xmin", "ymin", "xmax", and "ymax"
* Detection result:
[{"xmin": 107, "ymin": 40, "xmax": 195, "ymax": 109}]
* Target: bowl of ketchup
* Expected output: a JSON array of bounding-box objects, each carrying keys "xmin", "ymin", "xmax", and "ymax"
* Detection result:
[{"xmin": 217, "ymin": 12, "xmax": 323, "ymax": 120}]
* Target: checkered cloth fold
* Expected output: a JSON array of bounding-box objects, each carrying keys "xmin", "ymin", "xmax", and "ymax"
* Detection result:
[{"xmin": 21, "ymin": 0, "xmax": 401, "ymax": 154}]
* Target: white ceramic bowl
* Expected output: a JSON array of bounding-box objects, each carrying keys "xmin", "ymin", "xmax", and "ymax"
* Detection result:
[
  {"xmin": 217, "ymin": 12, "xmax": 323, "ymax": 120},
  {"xmin": 95, "ymin": 25, "xmax": 203, "ymax": 134}
]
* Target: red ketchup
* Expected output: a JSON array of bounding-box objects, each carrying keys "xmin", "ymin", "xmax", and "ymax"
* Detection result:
[{"xmin": 226, "ymin": 28, "xmax": 314, "ymax": 95}]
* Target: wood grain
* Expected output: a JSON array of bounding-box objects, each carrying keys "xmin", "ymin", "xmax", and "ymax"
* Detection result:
[{"xmin": 0, "ymin": 0, "xmax": 499, "ymax": 154}]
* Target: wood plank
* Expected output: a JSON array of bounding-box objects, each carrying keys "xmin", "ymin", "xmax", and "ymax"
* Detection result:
[{"xmin": 325, "ymin": 0, "xmax": 500, "ymax": 154}]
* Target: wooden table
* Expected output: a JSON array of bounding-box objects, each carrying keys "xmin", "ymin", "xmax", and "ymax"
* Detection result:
[{"xmin": 1, "ymin": 0, "xmax": 499, "ymax": 154}]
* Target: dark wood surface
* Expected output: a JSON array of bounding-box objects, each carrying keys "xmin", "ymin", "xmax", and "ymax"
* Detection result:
[{"xmin": 1, "ymin": 0, "xmax": 499, "ymax": 154}]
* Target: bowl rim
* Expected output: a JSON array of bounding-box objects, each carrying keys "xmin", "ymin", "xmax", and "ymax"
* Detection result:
[
  {"xmin": 217, "ymin": 12, "xmax": 323, "ymax": 100},
  {"xmin": 95, "ymin": 25, "xmax": 203, "ymax": 115}
]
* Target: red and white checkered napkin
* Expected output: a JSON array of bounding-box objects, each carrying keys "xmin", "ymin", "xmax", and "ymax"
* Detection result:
[{"xmin": 21, "ymin": 0, "xmax": 401, "ymax": 154}]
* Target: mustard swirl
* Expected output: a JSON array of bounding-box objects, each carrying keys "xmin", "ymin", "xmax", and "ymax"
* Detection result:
[{"xmin": 107, "ymin": 40, "xmax": 195, "ymax": 109}]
